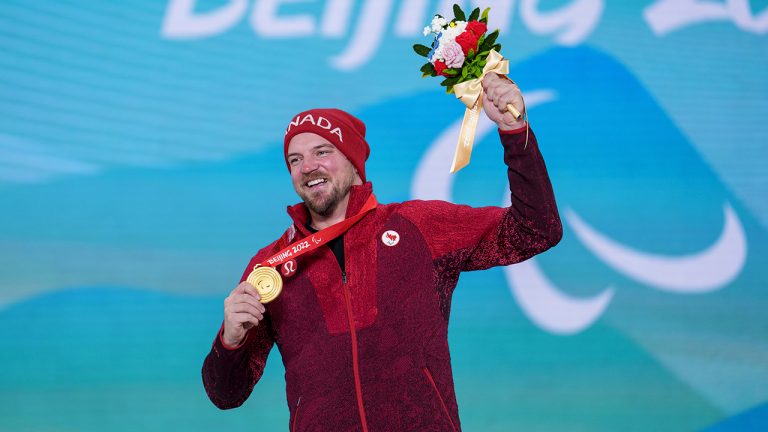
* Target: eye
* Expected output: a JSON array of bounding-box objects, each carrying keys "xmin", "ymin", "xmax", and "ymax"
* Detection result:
[
  {"xmin": 288, "ymin": 157, "xmax": 300, "ymax": 166},
  {"xmin": 317, "ymin": 150, "xmax": 330, "ymax": 157}
]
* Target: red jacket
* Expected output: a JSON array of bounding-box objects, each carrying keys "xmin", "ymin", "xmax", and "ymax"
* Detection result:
[{"xmin": 202, "ymin": 129, "xmax": 562, "ymax": 431}]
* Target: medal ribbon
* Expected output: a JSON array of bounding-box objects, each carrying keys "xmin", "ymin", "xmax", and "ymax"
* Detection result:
[{"xmin": 260, "ymin": 194, "xmax": 378, "ymax": 268}]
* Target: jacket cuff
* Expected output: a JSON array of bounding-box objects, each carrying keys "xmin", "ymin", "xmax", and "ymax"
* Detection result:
[
  {"xmin": 499, "ymin": 125, "xmax": 537, "ymax": 156},
  {"xmin": 498, "ymin": 123, "xmax": 528, "ymax": 135},
  {"xmin": 217, "ymin": 323, "xmax": 247, "ymax": 351}
]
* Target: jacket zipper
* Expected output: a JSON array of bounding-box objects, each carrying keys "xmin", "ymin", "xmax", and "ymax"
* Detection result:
[
  {"xmin": 291, "ymin": 396, "xmax": 301, "ymax": 432},
  {"xmin": 423, "ymin": 367, "xmax": 457, "ymax": 432},
  {"xmin": 342, "ymin": 271, "xmax": 369, "ymax": 432}
]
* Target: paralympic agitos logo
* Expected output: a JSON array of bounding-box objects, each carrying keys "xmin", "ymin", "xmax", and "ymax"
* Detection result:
[
  {"xmin": 407, "ymin": 47, "xmax": 751, "ymax": 335},
  {"xmin": 413, "ymin": 97, "xmax": 748, "ymax": 335}
]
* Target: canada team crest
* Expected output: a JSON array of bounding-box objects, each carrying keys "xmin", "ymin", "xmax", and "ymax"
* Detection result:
[{"xmin": 381, "ymin": 230, "xmax": 400, "ymax": 246}]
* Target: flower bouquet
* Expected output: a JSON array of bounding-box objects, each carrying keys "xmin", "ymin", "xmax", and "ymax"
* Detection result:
[{"xmin": 413, "ymin": 4, "xmax": 522, "ymax": 173}]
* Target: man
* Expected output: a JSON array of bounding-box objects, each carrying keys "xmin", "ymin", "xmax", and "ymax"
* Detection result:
[{"xmin": 202, "ymin": 73, "xmax": 562, "ymax": 431}]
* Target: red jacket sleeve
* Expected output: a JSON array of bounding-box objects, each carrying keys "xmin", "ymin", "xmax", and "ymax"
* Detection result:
[
  {"xmin": 400, "ymin": 127, "xmax": 562, "ymax": 271},
  {"xmin": 201, "ymin": 243, "xmax": 280, "ymax": 409}
]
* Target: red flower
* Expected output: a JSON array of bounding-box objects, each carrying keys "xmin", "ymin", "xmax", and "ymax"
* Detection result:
[
  {"xmin": 433, "ymin": 60, "xmax": 448, "ymax": 76},
  {"xmin": 455, "ymin": 30, "xmax": 480, "ymax": 55},
  {"xmin": 466, "ymin": 20, "xmax": 487, "ymax": 37}
]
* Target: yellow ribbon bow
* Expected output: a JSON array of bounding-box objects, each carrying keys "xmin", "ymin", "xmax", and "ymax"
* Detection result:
[{"xmin": 450, "ymin": 49, "xmax": 521, "ymax": 173}]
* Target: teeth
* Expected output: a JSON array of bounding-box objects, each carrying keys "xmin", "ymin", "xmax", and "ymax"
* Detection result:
[{"xmin": 307, "ymin": 178, "xmax": 326, "ymax": 187}]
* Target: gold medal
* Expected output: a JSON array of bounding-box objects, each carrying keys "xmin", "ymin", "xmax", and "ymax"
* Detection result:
[
  {"xmin": 246, "ymin": 265, "xmax": 283, "ymax": 303},
  {"xmin": 244, "ymin": 195, "xmax": 377, "ymax": 304}
]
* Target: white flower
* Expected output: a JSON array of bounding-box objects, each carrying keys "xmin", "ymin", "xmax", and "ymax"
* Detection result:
[
  {"xmin": 431, "ymin": 20, "xmax": 469, "ymax": 62},
  {"xmin": 432, "ymin": 41, "xmax": 446, "ymax": 61},
  {"xmin": 430, "ymin": 15, "xmax": 447, "ymax": 33},
  {"xmin": 423, "ymin": 26, "xmax": 431, "ymax": 36},
  {"xmin": 439, "ymin": 21, "xmax": 467, "ymax": 43},
  {"xmin": 428, "ymin": 18, "xmax": 469, "ymax": 62}
]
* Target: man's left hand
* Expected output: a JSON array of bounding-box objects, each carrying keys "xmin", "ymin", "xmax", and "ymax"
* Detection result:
[{"xmin": 482, "ymin": 73, "xmax": 526, "ymax": 131}]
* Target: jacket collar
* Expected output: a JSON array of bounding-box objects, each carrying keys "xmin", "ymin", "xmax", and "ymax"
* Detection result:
[{"xmin": 286, "ymin": 182, "xmax": 374, "ymax": 236}]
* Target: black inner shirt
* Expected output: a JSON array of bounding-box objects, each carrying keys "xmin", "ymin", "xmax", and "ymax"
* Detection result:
[{"xmin": 306, "ymin": 224, "xmax": 345, "ymax": 272}]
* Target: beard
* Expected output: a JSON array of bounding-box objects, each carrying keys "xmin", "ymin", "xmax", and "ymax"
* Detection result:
[{"xmin": 296, "ymin": 168, "xmax": 357, "ymax": 217}]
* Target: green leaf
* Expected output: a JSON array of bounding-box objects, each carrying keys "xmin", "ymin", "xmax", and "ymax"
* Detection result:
[
  {"xmin": 468, "ymin": 7, "xmax": 480, "ymax": 21},
  {"xmin": 481, "ymin": 7, "xmax": 491, "ymax": 23},
  {"xmin": 461, "ymin": 67, "xmax": 468, "ymax": 78},
  {"xmin": 467, "ymin": 48, "xmax": 475, "ymax": 60},
  {"xmin": 413, "ymin": 44, "xmax": 432, "ymax": 57},
  {"xmin": 481, "ymin": 30, "xmax": 499, "ymax": 51},
  {"xmin": 420, "ymin": 62, "xmax": 436, "ymax": 76},
  {"xmin": 453, "ymin": 4, "xmax": 466, "ymax": 21},
  {"xmin": 443, "ymin": 68, "xmax": 459, "ymax": 77},
  {"xmin": 445, "ymin": 76, "xmax": 461, "ymax": 84},
  {"xmin": 441, "ymin": 76, "xmax": 461, "ymax": 88},
  {"xmin": 492, "ymin": 44, "xmax": 502, "ymax": 53}
]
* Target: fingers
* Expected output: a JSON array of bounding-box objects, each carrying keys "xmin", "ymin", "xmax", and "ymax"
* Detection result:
[
  {"xmin": 485, "ymin": 79, "xmax": 519, "ymax": 105},
  {"xmin": 224, "ymin": 294, "xmax": 267, "ymax": 314},
  {"xmin": 230, "ymin": 312, "xmax": 259, "ymax": 328},
  {"xmin": 500, "ymin": 89, "xmax": 523, "ymax": 118},
  {"xmin": 224, "ymin": 281, "xmax": 266, "ymax": 328},
  {"xmin": 490, "ymin": 87, "xmax": 514, "ymax": 109},
  {"xmin": 485, "ymin": 83, "xmax": 523, "ymax": 119},
  {"xmin": 481, "ymin": 72, "xmax": 503, "ymax": 89},
  {"xmin": 229, "ymin": 302, "xmax": 265, "ymax": 323},
  {"xmin": 232, "ymin": 292, "xmax": 266, "ymax": 314},
  {"xmin": 225, "ymin": 287, "xmax": 265, "ymax": 317},
  {"xmin": 223, "ymin": 299, "xmax": 265, "ymax": 338},
  {"xmin": 482, "ymin": 92, "xmax": 493, "ymax": 113},
  {"xmin": 229, "ymin": 282, "xmax": 263, "ymax": 307},
  {"xmin": 235, "ymin": 281, "xmax": 262, "ymax": 301},
  {"xmin": 481, "ymin": 72, "xmax": 508, "ymax": 95}
]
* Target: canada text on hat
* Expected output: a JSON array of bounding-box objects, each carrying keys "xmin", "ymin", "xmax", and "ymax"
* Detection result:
[{"xmin": 285, "ymin": 113, "xmax": 343, "ymax": 143}]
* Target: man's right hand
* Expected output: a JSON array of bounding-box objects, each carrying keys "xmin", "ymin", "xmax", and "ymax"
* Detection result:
[{"xmin": 222, "ymin": 282, "xmax": 266, "ymax": 347}]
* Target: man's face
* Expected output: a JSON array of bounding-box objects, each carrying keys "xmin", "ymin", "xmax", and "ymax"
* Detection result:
[{"xmin": 286, "ymin": 133, "xmax": 362, "ymax": 217}]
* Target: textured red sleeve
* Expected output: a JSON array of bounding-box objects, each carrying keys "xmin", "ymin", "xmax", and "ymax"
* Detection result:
[
  {"xmin": 401, "ymin": 128, "xmax": 562, "ymax": 272},
  {"xmin": 202, "ymin": 319, "xmax": 274, "ymax": 409},
  {"xmin": 201, "ymin": 240, "xmax": 282, "ymax": 409}
]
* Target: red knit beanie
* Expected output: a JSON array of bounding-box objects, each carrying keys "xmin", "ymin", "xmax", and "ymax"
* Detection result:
[{"xmin": 283, "ymin": 108, "xmax": 370, "ymax": 182}]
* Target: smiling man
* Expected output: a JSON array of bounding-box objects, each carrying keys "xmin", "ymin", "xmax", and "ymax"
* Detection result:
[
  {"xmin": 286, "ymin": 120, "xmax": 366, "ymax": 230},
  {"xmin": 202, "ymin": 73, "xmax": 562, "ymax": 431}
]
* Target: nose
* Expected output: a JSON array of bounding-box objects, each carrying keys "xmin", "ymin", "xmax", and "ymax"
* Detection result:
[{"xmin": 300, "ymin": 155, "xmax": 319, "ymax": 174}]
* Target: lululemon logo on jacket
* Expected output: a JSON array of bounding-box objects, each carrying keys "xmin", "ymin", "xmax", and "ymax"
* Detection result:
[
  {"xmin": 381, "ymin": 230, "xmax": 400, "ymax": 247},
  {"xmin": 281, "ymin": 259, "xmax": 297, "ymax": 277}
]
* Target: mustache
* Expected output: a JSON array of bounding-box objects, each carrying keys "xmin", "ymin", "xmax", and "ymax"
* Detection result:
[{"xmin": 301, "ymin": 172, "xmax": 329, "ymax": 184}]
